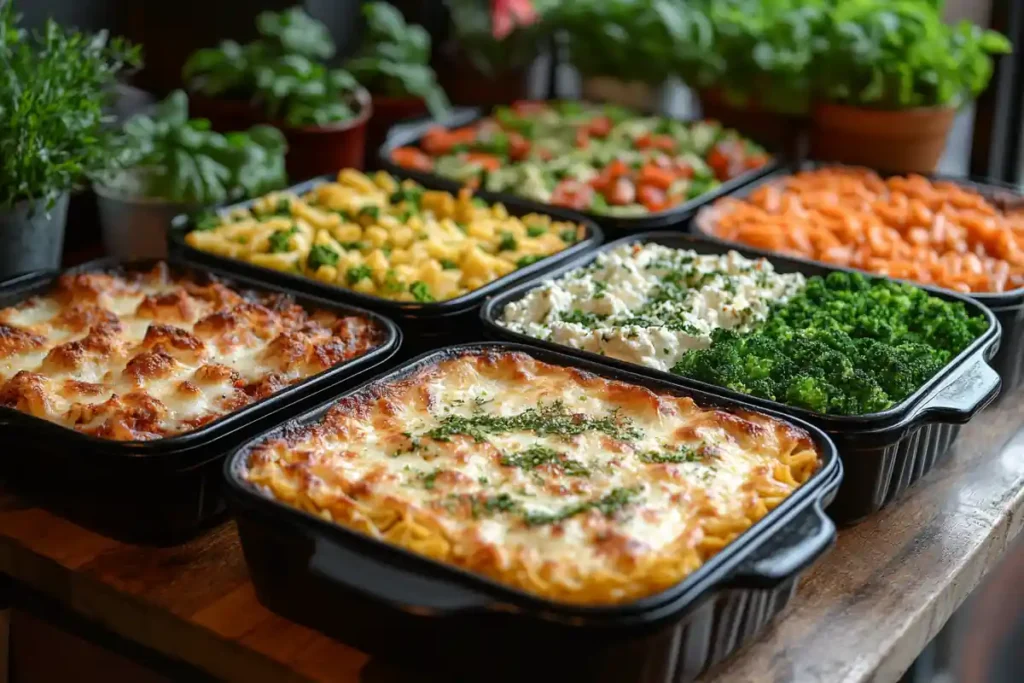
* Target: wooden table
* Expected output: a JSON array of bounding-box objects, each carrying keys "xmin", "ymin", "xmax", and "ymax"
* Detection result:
[{"xmin": 2, "ymin": 388, "xmax": 1024, "ymax": 683}]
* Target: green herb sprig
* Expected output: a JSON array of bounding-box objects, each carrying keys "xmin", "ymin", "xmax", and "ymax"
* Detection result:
[{"xmin": 0, "ymin": 2, "xmax": 141, "ymax": 209}]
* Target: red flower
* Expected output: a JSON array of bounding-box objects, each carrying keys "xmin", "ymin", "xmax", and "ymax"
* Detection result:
[{"xmin": 491, "ymin": 0, "xmax": 538, "ymax": 39}]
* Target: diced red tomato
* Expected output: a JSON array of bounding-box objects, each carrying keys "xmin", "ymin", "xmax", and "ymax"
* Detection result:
[
  {"xmin": 708, "ymin": 143, "xmax": 743, "ymax": 181},
  {"xmin": 464, "ymin": 152, "xmax": 502, "ymax": 171},
  {"xmin": 675, "ymin": 161, "xmax": 695, "ymax": 178},
  {"xmin": 509, "ymin": 133, "xmax": 531, "ymax": 161},
  {"xmin": 637, "ymin": 164, "xmax": 676, "ymax": 191},
  {"xmin": 637, "ymin": 184, "xmax": 668, "ymax": 212},
  {"xmin": 391, "ymin": 146, "xmax": 434, "ymax": 172},
  {"xmin": 422, "ymin": 126, "xmax": 456, "ymax": 155},
  {"xmin": 605, "ymin": 159, "xmax": 630, "ymax": 178},
  {"xmin": 605, "ymin": 177, "xmax": 636, "ymax": 206},
  {"xmin": 587, "ymin": 116, "xmax": 613, "ymax": 138},
  {"xmin": 635, "ymin": 134, "xmax": 675, "ymax": 153},
  {"xmin": 536, "ymin": 147, "xmax": 554, "ymax": 161},
  {"xmin": 511, "ymin": 100, "xmax": 549, "ymax": 115},
  {"xmin": 551, "ymin": 179, "xmax": 595, "ymax": 211},
  {"xmin": 744, "ymin": 152, "xmax": 770, "ymax": 170},
  {"xmin": 575, "ymin": 128, "xmax": 590, "ymax": 149}
]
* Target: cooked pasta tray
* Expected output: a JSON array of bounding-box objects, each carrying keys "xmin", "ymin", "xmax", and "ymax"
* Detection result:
[
  {"xmin": 239, "ymin": 347, "xmax": 821, "ymax": 606},
  {"xmin": 183, "ymin": 169, "xmax": 590, "ymax": 305},
  {"xmin": 0, "ymin": 261, "xmax": 387, "ymax": 441}
]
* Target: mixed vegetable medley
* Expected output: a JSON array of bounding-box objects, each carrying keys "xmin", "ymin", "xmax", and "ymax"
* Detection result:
[
  {"xmin": 390, "ymin": 101, "xmax": 771, "ymax": 217},
  {"xmin": 185, "ymin": 170, "xmax": 585, "ymax": 303},
  {"xmin": 500, "ymin": 243, "xmax": 988, "ymax": 415}
]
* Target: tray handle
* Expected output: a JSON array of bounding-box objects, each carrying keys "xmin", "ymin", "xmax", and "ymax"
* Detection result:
[
  {"xmin": 910, "ymin": 356, "xmax": 1001, "ymax": 426},
  {"xmin": 727, "ymin": 491, "xmax": 837, "ymax": 589},
  {"xmin": 309, "ymin": 537, "xmax": 494, "ymax": 615}
]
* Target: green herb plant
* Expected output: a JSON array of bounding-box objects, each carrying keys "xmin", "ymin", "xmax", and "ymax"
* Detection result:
[
  {"xmin": 698, "ymin": 0, "xmax": 831, "ymax": 115},
  {"xmin": 345, "ymin": 3, "xmax": 449, "ymax": 118},
  {"xmin": 554, "ymin": 0, "xmax": 718, "ymax": 87},
  {"xmin": 814, "ymin": 0, "xmax": 1011, "ymax": 108},
  {"xmin": 0, "ymin": 2, "xmax": 140, "ymax": 209},
  {"xmin": 100, "ymin": 90, "xmax": 287, "ymax": 205},
  {"xmin": 182, "ymin": 7, "xmax": 363, "ymax": 127}
]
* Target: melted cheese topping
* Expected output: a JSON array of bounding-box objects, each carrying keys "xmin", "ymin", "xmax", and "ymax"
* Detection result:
[
  {"xmin": 244, "ymin": 350, "xmax": 821, "ymax": 605},
  {"xmin": 499, "ymin": 243, "xmax": 805, "ymax": 371},
  {"xmin": 0, "ymin": 263, "xmax": 383, "ymax": 441}
]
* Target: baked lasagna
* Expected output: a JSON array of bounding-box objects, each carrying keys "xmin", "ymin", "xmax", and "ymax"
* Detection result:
[
  {"xmin": 243, "ymin": 349, "xmax": 821, "ymax": 605},
  {"xmin": 0, "ymin": 263, "xmax": 383, "ymax": 441}
]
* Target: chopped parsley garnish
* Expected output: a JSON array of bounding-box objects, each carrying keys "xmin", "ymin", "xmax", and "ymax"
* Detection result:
[
  {"xmin": 382, "ymin": 269, "xmax": 404, "ymax": 293},
  {"xmin": 306, "ymin": 244, "xmax": 340, "ymax": 270},
  {"xmin": 516, "ymin": 255, "xmax": 545, "ymax": 268},
  {"xmin": 638, "ymin": 444, "xmax": 701, "ymax": 464},
  {"xmin": 472, "ymin": 197, "xmax": 488, "ymax": 208},
  {"xmin": 593, "ymin": 281, "xmax": 609, "ymax": 299},
  {"xmin": 267, "ymin": 226, "xmax": 298, "ymax": 253},
  {"xmin": 527, "ymin": 225, "xmax": 547, "ymax": 237},
  {"xmin": 500, "ymin": 445, "xmax": 589, "ymax": 477},
  {"xmin": 335, "ymin": 209, "xmax": 354, "ymax": 222},
  {"xmin": 409, "ymin": 280, "xmax": 434, "ymax": 302},
  {"xmin": 346, "ymin": 264, "xmax": 372, "ymax": 285},
  {"xmin": 339, "ymin": 241, "xmax": 368, "ymax": 251},
  {"xmin": 420, "ymin": 469, "xmax": 442, "ymax": 490},
  {"xmin": 560, "ymin": 309, "xmax": 608, "ymax": 327},
  {"xmin": 498, "ymin": 232, "xmax": 518, "ymax": 252},
  {"xmin": 424, "ymin": 400, "xmax": 642, "ymax": 443},
  {"xmin": 440, "ymin": 258, "xmax": 459, "ymax": 270},
  {"xmin": 358, "ymin": 205, "xmax": 380, "ymax": 220},
  {"xmin": 523, "ymin": 487, "xmax": 642, "ymax": 526},
  {"xmin": 273, "ymin": 198, "xmax": 291, "ymax": 216},
  {"xmin": 390, "ymin": 187, "xmax": 423, "ymax": 207},
  {"xmin": 193, "ymin": 211, "xmax": 220, "ymax": 231},
  {"xmin": 559, "ymin": 228, "xmax": 578, "ymax": 243}
]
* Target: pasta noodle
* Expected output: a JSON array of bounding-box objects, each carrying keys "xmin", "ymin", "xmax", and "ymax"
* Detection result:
[{"xmin": 243, "ymin": 349, "xmax": 821, "ymax": 605}]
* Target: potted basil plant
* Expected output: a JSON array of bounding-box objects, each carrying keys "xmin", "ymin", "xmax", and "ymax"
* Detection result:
[
  {"xmin": 345, "ymin": 2, "xmax": 450, "ymax": 166},
  {"xmin": 811, "ymin": 1, "xmax": 1011, "ymax": 173},
  {"xmin": 697, "ymin": 0, "xmax": 829, "ymax": 153},
  {"xmin": 556, "ymin": 0, "xmax": 715, "ymax": 113},
  {"xmin": 93, "ymin": 90, "xmax": 287, "ymax": 260},
  {"xmin": 183, "ymin": 7, "xmax": 371, "ymax": 179},
  {"xmin": 0, "ymin": 2, "xmax": 139, "ymax": 278}
]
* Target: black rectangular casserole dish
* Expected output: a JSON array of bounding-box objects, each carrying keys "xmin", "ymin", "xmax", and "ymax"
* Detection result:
[
  {"xmin": 480, "ymin": 232, "xmax": 1002, "ymax": 524},
  {"xmin": 689, "ymin": 161, "xmax": 1024, "ymax": 400},
  {"xmin": 377, "ymin": 108, "xmax": 781, "ymax": 237},
  {"xmin": 0, "ymin": 257, "xmax": 401, "ymax": 543},
  {"xmin": 167, "ymin": 174, "xmax": 602, "ymax": 361},
  {"xmin": 224, "ymin": 341, "xmax": 843, "ymax": 683}
]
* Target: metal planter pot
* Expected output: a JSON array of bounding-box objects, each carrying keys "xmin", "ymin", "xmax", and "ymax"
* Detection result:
[
  {"xmin": 0, "ymin": 193, "xmax": 70, "ymax": 279},
  {"xmin": 95, "ymin": 179, "xmax": 193, "ymax": 261}
]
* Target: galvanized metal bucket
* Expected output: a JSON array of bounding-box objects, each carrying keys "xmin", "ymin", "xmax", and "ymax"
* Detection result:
[{"xmin": 0, "ymin": 193, "xmax": 69, "ymax": 279}]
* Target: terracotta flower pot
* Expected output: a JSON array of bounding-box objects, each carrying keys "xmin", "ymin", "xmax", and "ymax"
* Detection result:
[
  {"xmin": 810, "ymin": 102, "xmax": 956, "ymax": 174},
  {"xmin": 279, "ymin": 90, "xmax": 373, "ymax": 180},
  {"xmin": 366, "ymin": 95, "xmax": 429, "ymax": 169},
  {"xmin": 188, "ymin": 89, "xmax": 373, "ymax": 181},
  {"xmin": 188, "ymin": 94, "xmax": 263, "ymax": 134},
  {"xmin": 699, "ymin": 88, "xmax": 807, "ymax": 158}
]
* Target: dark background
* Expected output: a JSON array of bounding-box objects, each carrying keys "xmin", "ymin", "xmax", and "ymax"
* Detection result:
[{"xmin": 18, "ymin": 0, "xmax": 452, "ymax": 98}]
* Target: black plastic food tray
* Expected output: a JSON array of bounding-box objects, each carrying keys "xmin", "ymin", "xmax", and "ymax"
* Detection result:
[
  {"xmin": 168, "ymin": 174, "xmax": 602, "ymax": 361},
  {"xmin": 481, "ymin": 233, "xmax": 1002, "ymax": 524},
  {"xmin": 690, "ymin": 161, "xmax": 1024, "ymax": 399},
  {"xmin": 377, "ymin": 108, "xmax": 781, "ymax": 236},
  {"xmin": 0, "ymin": 258, "xmax": 401, "ymax": 543},
  {"xmin": 225, "ymin": 342, "xmax": 843, "ymax": 683}
]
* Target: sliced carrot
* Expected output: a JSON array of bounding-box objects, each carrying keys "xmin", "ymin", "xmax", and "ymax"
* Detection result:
[{"xmin": 391, "ymin": 146, "xmax": 434, "ymax": 172}]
